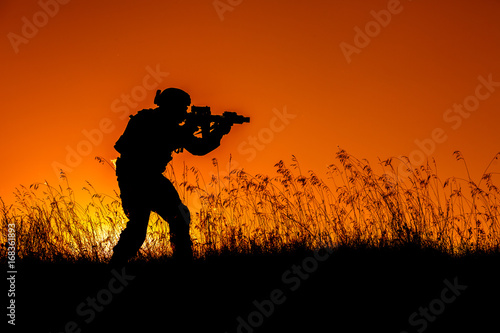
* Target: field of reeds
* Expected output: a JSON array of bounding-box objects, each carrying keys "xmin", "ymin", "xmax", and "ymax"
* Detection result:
[{"xmin": 1, "ymin": 149, "xmax": 499, "ymax": 262}]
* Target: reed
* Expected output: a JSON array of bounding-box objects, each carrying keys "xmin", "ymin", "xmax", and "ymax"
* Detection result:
[{"xmin": 1, "ymin": 149, "xmax": 499, "ymax": 262}]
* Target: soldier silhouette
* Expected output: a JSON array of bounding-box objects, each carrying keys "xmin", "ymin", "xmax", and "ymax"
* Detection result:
[{"xmin": 110, "ymin": 88, "xmax": 232, "ymax": 265}]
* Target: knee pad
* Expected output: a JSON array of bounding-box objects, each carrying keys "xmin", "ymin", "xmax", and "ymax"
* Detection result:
[
  {"xmin": 177, "ymin": 204, "xmax": 190, "ymax": 226},
  {"xmin": 169, "ymin": 204, "xmax": 190, "ymax": 236}
]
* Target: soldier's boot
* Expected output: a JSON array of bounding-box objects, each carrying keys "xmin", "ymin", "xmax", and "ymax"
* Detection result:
[{"xmin": 110, "ymin": 217, "xmax": 149, "ymax": 267}]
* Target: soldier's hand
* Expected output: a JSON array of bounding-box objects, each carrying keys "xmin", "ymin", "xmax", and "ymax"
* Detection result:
[{"xmin": 218, "ymin": 122, "xmax": 232, "ymax": 136}]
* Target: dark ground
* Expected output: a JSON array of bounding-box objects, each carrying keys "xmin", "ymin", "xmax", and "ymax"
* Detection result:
[{"xmin": 11, "ymin": 245, "xmax": 500, "ymax": 333}]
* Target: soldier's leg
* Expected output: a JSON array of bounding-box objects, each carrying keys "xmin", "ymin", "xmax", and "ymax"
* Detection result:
[
  {"xmin": 160, "ymin": 203, "xmax": 193, "ymax": 260},
  {"xmin": 153, "ymin": 178, "xmax": 193, "ymax": 260},
  {"xmin": 111, "ymin": 207, "xmax": 151, "ymax": 265},
  {"xmin": 110, "ymin": 178, "xmax": 152, "ymax": 266},
  {"xmin": 111, "ymin": 159, "xmax": 157, "ymax": 266}
]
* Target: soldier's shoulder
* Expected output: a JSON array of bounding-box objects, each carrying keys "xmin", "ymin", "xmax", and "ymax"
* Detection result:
[
  {"xmin": 132, "ymin": 108, "xmax": 158, "ymax": 119},
  {"xmin": 138, "ymin": 107, "xmax": 157, "ymax": 115}
]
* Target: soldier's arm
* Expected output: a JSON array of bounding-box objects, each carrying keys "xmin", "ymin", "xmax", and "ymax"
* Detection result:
[{"xmin": 184, "ymin": 123, "xmax": 231, "ymax": 156}]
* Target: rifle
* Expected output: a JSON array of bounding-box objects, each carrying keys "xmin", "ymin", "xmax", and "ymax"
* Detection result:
[{"xmin": 186, "ymin": 106, "xmax": 250, "ymax": 137}]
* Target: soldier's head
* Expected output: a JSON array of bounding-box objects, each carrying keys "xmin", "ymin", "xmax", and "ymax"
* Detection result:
[{"xmin": 154, "ymin": 88, "xmax": 191, "ymax": 119}]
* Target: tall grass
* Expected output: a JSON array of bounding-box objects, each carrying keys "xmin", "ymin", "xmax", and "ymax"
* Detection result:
[{"xmin": 1, "ymin": 149, "xmax": 499, "ymax": 262}]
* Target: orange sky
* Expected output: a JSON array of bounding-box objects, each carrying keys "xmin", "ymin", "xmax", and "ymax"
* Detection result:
[{"xmin": 1, "ymin": 0, "xmax": 499, "ymax": 204}]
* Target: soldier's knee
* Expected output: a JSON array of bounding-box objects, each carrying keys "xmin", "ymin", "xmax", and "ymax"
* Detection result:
[
  {"xmin": 118, "ymin": 226, "xmax": 147, "ymax": 246},
  {"xmin": 177, "ymin": 204, "xmax": 190, "ymax": 226}
]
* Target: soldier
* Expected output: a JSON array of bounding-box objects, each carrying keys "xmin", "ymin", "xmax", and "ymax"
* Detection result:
[{"xmin": 110, "ymin": 88, "xmax": 232, "ymax": 265}]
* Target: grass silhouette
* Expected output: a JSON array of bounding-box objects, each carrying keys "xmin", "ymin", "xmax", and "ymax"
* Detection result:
[
  {"xmin": 3, "ymin": 149, "xmax": 500, "ymax": 332},
  {"xmin": 2, "ymin": 149, "xmax": 499, "ymax": 262}
]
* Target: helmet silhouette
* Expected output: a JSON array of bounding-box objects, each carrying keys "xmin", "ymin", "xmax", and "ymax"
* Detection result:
[{"xmin": 154, "ymin": 88, "xmax": 191, "ymax": 107}]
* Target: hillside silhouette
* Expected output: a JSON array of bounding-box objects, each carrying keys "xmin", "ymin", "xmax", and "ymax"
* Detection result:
[{"xmin": 14, "ymin": 245, "xmax": 500, "ymax": 332}]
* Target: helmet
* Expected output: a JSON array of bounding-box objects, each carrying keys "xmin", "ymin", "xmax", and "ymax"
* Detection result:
[{"xmin": 154, "ymin": 88, "xmax": 191, "ymax": 107}]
